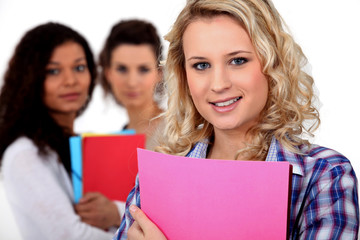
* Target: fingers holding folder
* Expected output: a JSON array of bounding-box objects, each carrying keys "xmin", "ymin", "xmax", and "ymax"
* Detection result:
[
  {"xmin": 128, "ymin": 205, "xmax": 167, "ymax": 240},
  {"xmin": 75, "ymin": 192, "xmax": 121, "ymax": 230}
]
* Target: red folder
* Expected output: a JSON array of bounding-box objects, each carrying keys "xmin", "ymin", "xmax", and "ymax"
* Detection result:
[{"xmin": 82, "ymin": 134, "xmax": 145, "ymax": 202}]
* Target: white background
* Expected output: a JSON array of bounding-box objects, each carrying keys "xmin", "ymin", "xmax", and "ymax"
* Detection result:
[{"xmin": 0, "ymin": 0, "xmax": 359, "ymax": 239}]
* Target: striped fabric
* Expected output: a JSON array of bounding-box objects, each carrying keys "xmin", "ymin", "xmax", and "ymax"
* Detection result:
[{"xmin": 114, "ymin": 138, "xmax": 359, "ymax": 240}]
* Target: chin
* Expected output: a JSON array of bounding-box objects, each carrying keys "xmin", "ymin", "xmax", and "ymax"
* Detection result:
[
  {"xmin": 61, "ymin": 106, "xmax": 83, "ymax": 114},
  {"xmin": 212, "ymin": 121, "xmax": 238, "ymax": 131},
  {"xmin": 125, "ymin": 102, "xmax": 145, "ymax": 109},
  {"xmin": 212, "ymin": 119, "xmax": 254, "ymax": 133}
]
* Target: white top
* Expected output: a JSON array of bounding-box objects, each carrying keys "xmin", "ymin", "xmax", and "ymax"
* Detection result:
[{"xmin": 2, "ymin": 137, "xmax": 119, "ymax": 240}]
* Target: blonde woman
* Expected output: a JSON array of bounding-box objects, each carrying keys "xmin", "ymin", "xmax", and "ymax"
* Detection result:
[{"xmin": 114, "ymin": 0, "xmax": 359, "ymax": 239}]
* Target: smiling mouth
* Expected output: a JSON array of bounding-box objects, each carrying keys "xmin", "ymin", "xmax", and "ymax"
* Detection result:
[{"xmin": 211, "ymin": 97, "xmax": 242, "ymax": 107}]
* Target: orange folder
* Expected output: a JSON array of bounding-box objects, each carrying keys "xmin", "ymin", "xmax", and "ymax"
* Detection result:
[{"xmin": 82, "ymin": 134, "xmax": 145, "ymax": 202}]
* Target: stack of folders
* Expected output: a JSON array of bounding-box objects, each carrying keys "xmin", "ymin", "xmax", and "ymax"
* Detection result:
[
  {"xmin": 138, "ymin": 148, "xmax": 292, "ymax": 240},
  {"xmin": 69, "ymin": 130, "xmax": 145, "ymax": 203}
]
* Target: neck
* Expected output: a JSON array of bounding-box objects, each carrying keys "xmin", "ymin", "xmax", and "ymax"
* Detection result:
[
  {"xmin": 50, "ymin": 112, "xmax": 76, "ymax": 135},
  {"xmin": 208, "ymin": 129, "xmax": 250, "ymax": 160}
]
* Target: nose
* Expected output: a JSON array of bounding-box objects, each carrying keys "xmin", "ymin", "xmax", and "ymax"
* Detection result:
[
  {"xmin": 127, "ymin": 70, "xmax": 140, "ymax": 87},
  {"xmin": 210, "ymin": 66, "xmax": 231, "ymax": 92},
  {"xmin": 63, "ymin": 69, "xmax": 77, "ymax": 87}
]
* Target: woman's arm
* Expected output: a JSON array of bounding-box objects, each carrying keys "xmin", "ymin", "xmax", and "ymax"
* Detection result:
[
  {"xmin": 297, "ymin": 160, "xmax": 359, "ymax": 239},
  {"xmin": 75, "ymin": 192, "xmax": 121, "ymax": 229},
  {"xmin": 2, "ymin": 139, "xmax": 113, "ymax": 240}
]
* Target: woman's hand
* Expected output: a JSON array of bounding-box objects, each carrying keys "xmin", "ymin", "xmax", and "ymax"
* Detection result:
[
  {"xmin": 75, "ymin": 192, "xmax": 121, "ymax": 229},
  {"xmin": 128, "ymin": 205, "xmax": 167, "ymax": 240}
]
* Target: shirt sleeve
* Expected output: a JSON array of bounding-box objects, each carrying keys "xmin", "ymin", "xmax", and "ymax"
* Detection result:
[
  {"xmin": 298, "ymin": 159, "xmax": 359, "ymax": 239},
  {"xmin": 2, "ymin": 144, "xmax": 114, "ymax": 240},
  {"xmin": 113, "ymin": 174, "xmax": 141, "ymax": 240}
]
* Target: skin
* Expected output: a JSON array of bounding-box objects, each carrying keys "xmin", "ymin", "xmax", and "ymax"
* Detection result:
[
  {"xmin": 44, "ymin": 41, "xmax": 91, "ymax": 132},
  {"xmin": 75, "ymin": 192, "xmax": 121, "ymax": 229},
  {"xmin": 128, "ymin": 205, "xmax": 167, "ymax": 240},
  {"xmin": 127, "ymin": 15, "xmax": 269, "ymax": 239},
  {"xmin": 105, "ymin": 44, "xmax": 163, "ymax": 135},
  {"xmin": 184, "ymin": 15, "xmax": 268, "ymax": 160},
  {"xmin": 44, "ymin": 41, "xmax": 120, "ymax": 229}
]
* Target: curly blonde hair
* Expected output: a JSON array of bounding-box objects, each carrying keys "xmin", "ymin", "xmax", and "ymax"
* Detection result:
[{"xmin": 156, "ymin": 0, "xmax": 320, "ymax": 160}]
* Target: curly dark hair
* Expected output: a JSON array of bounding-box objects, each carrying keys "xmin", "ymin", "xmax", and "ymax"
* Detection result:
[
  {"xmin": 98, "ymin": 19, "xmax": 163, "ymax": 95},
  {"xmin": 0, "ymin": 22, "xmax": 97, "ymax": 174}
]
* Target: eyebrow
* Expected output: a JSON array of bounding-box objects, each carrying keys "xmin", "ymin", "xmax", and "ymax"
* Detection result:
[
  {"xmin": 113, "ymin": 61, "xmax": 154, "ymax": 66},
  {"xmin": 47, "ymin": 57, "xmax": 86, "ymax": 65},
  {"xmin": 228, "ymin": 50, "xmax": 252, "ymax": 56},
  {"xmin": 187, "ymin": 50, "xmax": 252, "ymax": 61}
]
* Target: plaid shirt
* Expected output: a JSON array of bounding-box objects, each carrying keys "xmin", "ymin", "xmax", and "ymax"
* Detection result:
[{"xmin": 113, "ymin": 138, "xmax": 359, "ymax": 239}]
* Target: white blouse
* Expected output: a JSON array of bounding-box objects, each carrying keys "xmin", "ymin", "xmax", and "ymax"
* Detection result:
[{"xmin": 2, "ymin": 137, "xmax": 117, "ymax": 240}]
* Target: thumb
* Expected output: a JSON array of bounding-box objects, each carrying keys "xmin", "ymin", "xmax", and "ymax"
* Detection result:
[
  {"xmin": 129, "ymin": 205, "xmax": 154, "ymax": 232},
  {"xmin": 79, "ymin": 192, "xmax": 100, "ymax": 203}
]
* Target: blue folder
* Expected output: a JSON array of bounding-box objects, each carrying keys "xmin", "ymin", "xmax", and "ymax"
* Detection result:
[{"xmin": 69, "ymin": 129, "xmax": 136, "ymax": 203}]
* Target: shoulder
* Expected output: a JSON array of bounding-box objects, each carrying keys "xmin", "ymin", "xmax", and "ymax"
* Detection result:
[
  {"xmin": 2, "ymin": 137, "xmax": 54, "ymax": 174},
  {"xmin": 2, "ymin": 137, "xmax": 38, "ymax": 160},
  {"xmin": 276, "ymin": 139, "xmax": 356, "ymax": 180},
  {"xmin": 301, "ymin": 144, "xmax": 351, "ymax": 167},
  {"xmin": 298, "ymin": 144, "xmax": 356, "ymax": 180}
]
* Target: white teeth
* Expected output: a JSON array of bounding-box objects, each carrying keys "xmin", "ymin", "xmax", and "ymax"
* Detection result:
[{"xmin": 213, "ymin": 97, "xmax": 241, "ymax": 107}]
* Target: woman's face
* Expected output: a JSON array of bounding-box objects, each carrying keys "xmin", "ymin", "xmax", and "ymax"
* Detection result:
[
  {"xmin": 105, "ymin": 44, "xmax": 161, "ymax": 110},
  {"xmin": 183, "ymin": 15, "xmax": 268, "ymax": 135},
  {"xmin": 43, "ymin": 41, "xmax": 91, "ymax": 117}
]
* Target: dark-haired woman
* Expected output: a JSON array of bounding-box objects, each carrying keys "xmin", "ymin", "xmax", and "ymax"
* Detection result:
[
  {"xmin": 0, "ymin": 22, "xmax": 120, "ymax": 239},
  {"xmin": 99, "ymin": 19, "xmax": 164, "ymax": 151}
]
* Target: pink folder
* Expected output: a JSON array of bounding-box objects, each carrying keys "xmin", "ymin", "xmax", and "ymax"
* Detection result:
[
  {"xmin": 82, "ymin": 134, "xmax": 145, "ymax": 202},
  {"xmin": 138, "ymin": 148, "xmax": 292, "ymax": 240}
]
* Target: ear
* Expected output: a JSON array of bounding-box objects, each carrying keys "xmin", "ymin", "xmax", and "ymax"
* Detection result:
[
  {"xmin": 157, "ymin": 65, "xmax": 163, "ymax": 83},
  {"xmin": 104, "ymin": 68, "xmax": 111, "ymax": 82}
]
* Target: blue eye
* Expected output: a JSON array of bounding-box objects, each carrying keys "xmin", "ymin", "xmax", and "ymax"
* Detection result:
[
  {"xmin": 193, "ymin": 62, "xmax": 210, "ymax": 70},
  {"xmin": 46, "ymin": 68, "xmax": 60, "ymax": 75},
  {"xmin": 74, "ymin": 64, "xmax": 87, "ymax": 72},
  {"xmin": 231, "ymin": 58, "xmax": 247, "ymax": 65}
]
